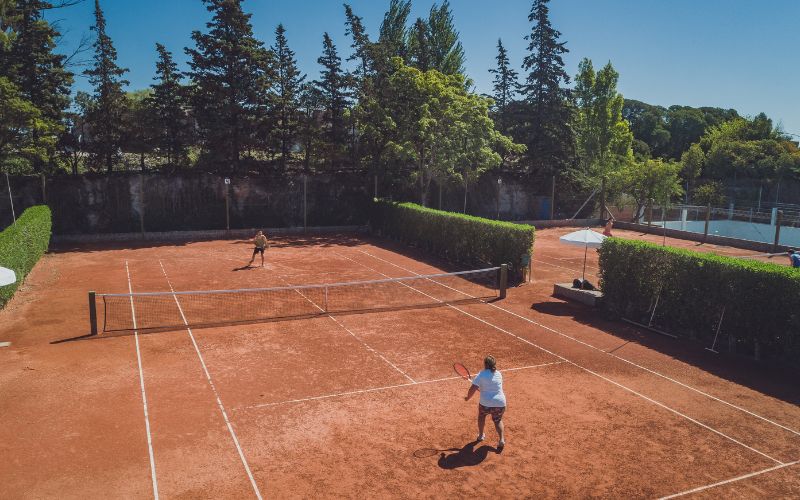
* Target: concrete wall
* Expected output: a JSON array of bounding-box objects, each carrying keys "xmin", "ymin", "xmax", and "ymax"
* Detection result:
[{"xmin": 2, "ymin": 172, "xmax": 573, "ymax": 235}]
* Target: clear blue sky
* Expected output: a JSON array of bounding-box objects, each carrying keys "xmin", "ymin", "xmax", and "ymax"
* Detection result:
[{"xmin": 48, "ymin": 0, "xmax": 800, "ymax": 135}]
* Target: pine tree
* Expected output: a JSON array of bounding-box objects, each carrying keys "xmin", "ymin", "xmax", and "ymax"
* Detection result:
[
  {"xmin": 521, "ymin": 0, "xmax": 575, "ymax": 177},
  {"xmin": 185, "ymin": 0, "xmax": 273, "ymax": 172},
  {"xmin": 148, "ymin": 43, "xmax": 188, "ymax": 167},
  {"xmin": 5, "ymin": 0, "xmax": 73, "ymax": 173},
  {"xmin": 377, "ymin": 0, "xmax": 411, "ymax": 65},
  {"xmin": 425, "ymin": 1, "xmax": 464, "ymax": 75},
  {"xmin": 271, "ymin": 24, "xmax": 305, "ymax": 170},
  {"xmin": 489, "ymin": 39, "xmax": 519, "ymax": 133},
  {"xmin": 407, "ymin": 18, "xmax": 430, "ymax": 72},
  {"xmin": 83, "ymin": 0, "xmax": 129, "ymax": 172},
  {"xmin": 344, "ymin": 4, "xmax": 371, "ymax": 83},
  {"xmin": 315, "ymin": 33, "xmax": 348, "ymax": 167}
]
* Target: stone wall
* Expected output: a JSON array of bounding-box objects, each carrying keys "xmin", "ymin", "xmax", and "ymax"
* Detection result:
[{"xmin": 2, "ymin": 172, "xmax": 568, "ymax": 235}]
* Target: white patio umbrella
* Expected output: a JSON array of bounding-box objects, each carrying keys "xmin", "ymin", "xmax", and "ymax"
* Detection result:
[
  {"xmin": 0, "ymin": 266, "xmax": 16, "ymax": 287},
  {"xmin": 559, "ymin": 229, "xmax": 607, "ymax": 281}
]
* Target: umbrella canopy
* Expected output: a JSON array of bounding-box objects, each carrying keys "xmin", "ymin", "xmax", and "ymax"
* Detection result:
[
  {"xmin": 558, "ymin": 229, "xmax": 607, "ymax": 282},
  {"xmin": 559, "ymin": 229, "xmax": 607, "ymax": 248},
  {"xmin": 0, "ymin": 266, "xmax": 16, "ymax": 287}
]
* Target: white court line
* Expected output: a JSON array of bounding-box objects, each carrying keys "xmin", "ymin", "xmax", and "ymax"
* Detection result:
[
  {"xmin": 658, "ymin": 460, "xmax": 800, "ymax": 499},
  {"xmin": 238, "ymin": 361, "xmax": 563, "ymax": 410},
  {"xmin": 357, "ymin": 247, "xmax": 800, "ymax": 438},
  {"xmin": 157, "ymin": 261, "xmax": 263, "ymax": 500},
  {"xmin": 348, "ymin": 249, "xmax": 786, "ymax": 464},
  {"xmin": 276, "ymin": 275, "xmax": 415, "ymax": 384},
  {"xmin": 125, "ymin": 261, "xmax": 160, "ymax": 500}
]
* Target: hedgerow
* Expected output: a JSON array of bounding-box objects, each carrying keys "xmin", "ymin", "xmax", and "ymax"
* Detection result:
[
  {"xmin": 370, "ymin": 200, "xmax": 534, "ymax": 279},
  {"xmin": 0, "ymin": 206, "xmax": 52, "ymax": 307},
  {"xmin": 598, "ymin": 238, "xmax": 800, "ymax": 364}
]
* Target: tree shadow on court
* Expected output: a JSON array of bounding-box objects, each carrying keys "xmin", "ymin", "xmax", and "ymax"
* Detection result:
[
  {"xmin": 436, "ymin": 441, "xmax": 498, "ymax": 469},
  {"xmin": 530, "ymin": 299, "xmax": 800, "ymax": 406}
]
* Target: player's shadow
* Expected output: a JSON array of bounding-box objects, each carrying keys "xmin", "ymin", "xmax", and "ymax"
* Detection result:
[
  {"xmin": 232, "ymin": 265, "xmax": 259, "ymax": 271},
  {"xmin": 437, "ymin": 440, "xmax": 497, "ymax": 469}
]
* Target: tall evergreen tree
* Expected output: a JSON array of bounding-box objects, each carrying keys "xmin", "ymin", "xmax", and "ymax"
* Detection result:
[
  {"xmin": 344, "ymin": 4, "xmax": 371, "ymax": 83},
  {"xmin": 271, "ymin": 24, "xmax": 305, "ymax": 170},
  {"xmin": 148, "ymin": 43, "xmax": 188, "ymax": 167},
  {"xmin": 407, "ymin": 18, "xmax": 431, "ymax": 72},
  {"xmin": 185, "ymin": 0, "xmax": 273, "ymax": 172},
  {"xmin": 425, "ymin": 1, "xmax": 464, "ymax": 75},
  {"xmin": 315, "ymin": 33, "xmax": 348, "ymax": 167},
  {"xmin": 489, "ymin": 38, "xmax": 519, "ymax": 134},
  {"xmin": 377, "ymin": 0, "xmax": 411, "ymax": 63},
  {"xmin": 5, "ymin": 0, "xmax": 73, "ymax": 173},
  {"xmin": 520, "ymin": 0, "xmax": 574, "ymax": 177},
  {"xmin": 83, "ymin": 0, "xmax": 129, "ymax": 172}
]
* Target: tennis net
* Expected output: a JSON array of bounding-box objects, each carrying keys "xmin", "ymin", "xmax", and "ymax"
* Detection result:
[{"xmin": 91, "ymin": 266, "xmax": 506, "ymax": 333}]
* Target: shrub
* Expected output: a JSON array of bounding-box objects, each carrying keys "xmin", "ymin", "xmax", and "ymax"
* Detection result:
[
  {"xmin": 0, "ymin": 205, "xmax": 52, "ymax": 307},
  {"xmin": 370, "ymin": 200, "xmax": 534, "ymax": 278},
  {"xmin": 598, "ymin": 238, "xmax": 800, "ymax": 364}
]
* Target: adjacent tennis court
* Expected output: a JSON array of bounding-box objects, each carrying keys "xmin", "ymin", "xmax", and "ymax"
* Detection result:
[{"xmin": 1, "ymin": 229, "xmax": 798, "ymax": 498}]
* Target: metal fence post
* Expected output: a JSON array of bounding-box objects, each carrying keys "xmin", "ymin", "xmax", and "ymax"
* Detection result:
[
  {"xmin": 703, "ymin": 203, "xmax": 711, "ymax": 242},
  {"xmin": 303, "ymin": 174, "xmax": 308, "ymax": 231},
  {"xmin": 773, "ymin": 210, "xmax": 783, "ymax": 252},
  {"xmin": 139, "ymin": 173, "xmax": 145, "ymax": 235},
  {"xmin": 550, "ymin": 175, "xmax": 556, "ymax": 220},
  {"xmin": 224, "ymin": 177, "xmax": 230, "ymax": 231}
]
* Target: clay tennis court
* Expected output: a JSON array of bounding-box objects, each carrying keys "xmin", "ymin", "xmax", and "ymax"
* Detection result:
[{"xmin": 1, "ymin": 228, "xmax": 798, "ymax": 498}]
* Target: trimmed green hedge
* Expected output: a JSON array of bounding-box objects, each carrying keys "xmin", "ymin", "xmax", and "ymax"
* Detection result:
[
  {"xmin": 371, "ymin": 200, "xmax": 535, "ymax": 278},
  {"xmin": 0, "ymin": 205, "xmax": 52, "ymax": 307},
  {"xmin": 598, "ymin": 238, "xmax": 800, "ymax": 364}
]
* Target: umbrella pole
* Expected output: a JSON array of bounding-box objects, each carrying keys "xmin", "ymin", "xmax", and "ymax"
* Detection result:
[{"xmin": 582, "ymin": 242, "xmax": 588, "ymax": 281}]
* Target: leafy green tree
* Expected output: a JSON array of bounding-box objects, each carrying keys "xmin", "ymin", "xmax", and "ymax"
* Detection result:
[
  {"xmin": 185, "ymin": 0, "xmax": 273, "ymax": 172},
  {"xmin": 680, "ymin": 143, "xmax": 704, "ymax": 201},
  {"xmin": 3, "ymin": 0, "xmax": 73, "ymax": 173},
  {"xmin": 376, "ymin": 0, "xmax": 411, "ymax": 66},
  {"xmin": 573, "ymin": 59, "xmax": 633, "ymax": 215},
  {"xmin": 83, "ymin": 0, "xmax": 129, "ymax": 172},
  {"xmin": 270, "ymin": 24, "xmax": 305, "ymax": 170},
  {"xmin": 344, "ymin": 4, "xmax": 372, "ymax": 84},
  {"xmin": 610, "ymin": 158, "xmax": 683, "ymax": 221},
  {"xmin": 407, "ymin": 18, "xmax": 431, "ymax": 72},
  {"xmin": 315, "ymin": 33, "xmax": 349, "ymax": 167},
  {"xmin": 488, "ymin": 38, "xmax": 519, "ymax": 135},
  {"xmin": 122, "ymin": 89, "xmax": 154, "ymax": 171},
  {"xmin": 358, "ymin": 59, "xmax": 522, "ymax": 205},
  {"xmin": 147, "ymin": 43, "xmax": 189, "ymax": 167},
  {"xmin": 0, "ymin": 76, "xmax": 57, "ymax": 170},
  {"xmin": 416, "ymin": 1, "xmax": 464, "ymax": 75},
  {"xmin": 693, "ymin": 180, "xmax": 726, "ymax": 207},
  {"xmin": 298, "ymin": 82, "xmax": 323, "ymax": 172},
  {"xmin": 520, "ymin": 0, "xmax": 575, "ymax": 177}
]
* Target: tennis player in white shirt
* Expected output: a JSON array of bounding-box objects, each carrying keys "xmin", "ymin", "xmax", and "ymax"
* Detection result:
[{"xmin": 465, "ymin": 355, "xmax": 506, "ymax": 452}]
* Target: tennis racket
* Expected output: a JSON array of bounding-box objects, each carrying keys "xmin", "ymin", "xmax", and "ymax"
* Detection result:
[{"xmin": 453, "ymin": 362, "xmax": 471, "ymax": 382}]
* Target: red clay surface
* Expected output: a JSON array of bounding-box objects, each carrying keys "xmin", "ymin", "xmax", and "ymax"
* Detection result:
[{"xmin": 0, "ymin": 227, "xmax": 798, "ymax": 498}]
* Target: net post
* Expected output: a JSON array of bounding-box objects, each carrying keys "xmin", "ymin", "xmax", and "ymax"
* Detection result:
[
  {"xmin": 498, "ymin": 264, "xmax": 508, "ymax": 299},
  {"xmin": 88, "ymin": 291, "xmax": 98, "ymax": 336},
  {"xmin": 324, "ymin": 285, "xmax": 329, "ymax": 313}
]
